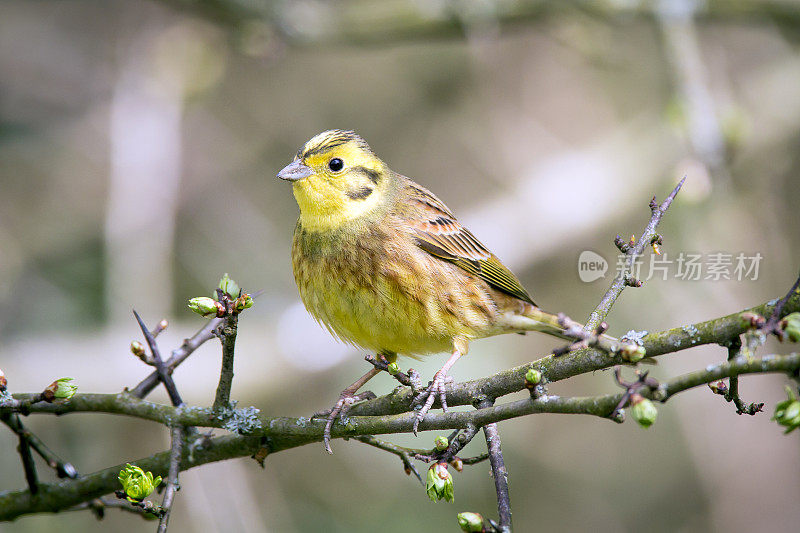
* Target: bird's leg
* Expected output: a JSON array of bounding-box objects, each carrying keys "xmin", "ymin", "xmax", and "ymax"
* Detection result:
[
  {"xmin": 412, "ymin": 347, "xmax": 464, "ymax": 435},
  {"xmin": 313, "ymin": 366, "xmax": 381, "ymax": 454}
]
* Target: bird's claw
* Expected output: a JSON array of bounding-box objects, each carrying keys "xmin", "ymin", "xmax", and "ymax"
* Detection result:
[
  {"xmin": 412, "ymin": 371, "xmax": 451, "ymax": 435},
  {"xmin": 313, "ymin": 389, "xmax": 377, "ymax": 454}
]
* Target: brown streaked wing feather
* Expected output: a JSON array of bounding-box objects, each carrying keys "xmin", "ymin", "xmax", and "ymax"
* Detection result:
[{"xmin": 406, "ymin": 182, "xmax": 536, "ymax": 305}]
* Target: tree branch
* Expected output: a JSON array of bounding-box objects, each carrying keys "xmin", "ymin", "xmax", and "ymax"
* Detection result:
[
  {"xmin": 213, "ymin": 314, "xmax": 238, "ymax": 411},
  {"xmin": 129, "ymin": 317, "xmax": 221, "ymax": 400},
  {"xmin": 346, "ymin": 291, "xmax": 799, "ymax": 418},
  {"xmin": 587, "ymin": 177, "xmax": 685, "ymax": 330},
  {"xmin": 149, "ymin": 0, "xmax": 800, "ymax": 48},
  {"xmin": 0, "ymin": 414, "xmax": 77, "ymax": 480},
  {"xmin": 133, "ymin": 311, "xmax": 184, "ymax": 407},
  {"xmin": 477, "ymin": 398, "xmax": 512, "ymax": 533},
  {"xmin": 2, "ymin": 347, "xmax": 799, "ymax": 520},
  {"xmin": 157, "ymin": 425, "xmax": 184, "ymax": 533}
]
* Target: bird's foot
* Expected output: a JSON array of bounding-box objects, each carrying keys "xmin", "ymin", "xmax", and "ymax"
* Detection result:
[
  {"xmin": 411, "ymin": 371, "xmax": 454, "ymax": 435},
  {"xmin": 313, "ymin": 389, "xmax": 377, "ymax": 454}
]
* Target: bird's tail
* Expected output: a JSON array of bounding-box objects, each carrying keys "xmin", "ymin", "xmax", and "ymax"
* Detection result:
[
  {"xmin": 514, "ymin": 304, "xmax": 654, "ymax": 363},
  {"xmin": 516, "ymin": 306, "xmax": 574, "ymax": 340},
  {"xmin": 514, "ymin": 304, "xmax": 619, "ymax": 344}
]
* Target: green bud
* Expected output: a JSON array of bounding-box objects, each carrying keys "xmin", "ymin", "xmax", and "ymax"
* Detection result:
[
  {"xmin": 630, "ymin": 394, "xmax": 657, "ymax": 428},
  {"xmin": 525, "ymin": 368, "xmax": 542, "ymax": 386},
  {"xmin": 434, "ymin": 436, "xmax": 449, "ymax": 451},
  {"xmin": 188, "ymin": 296, "xmax": 221, "ymax": 317},
  {"xmin": 118, "ymin": 463, "xmax": 162, "ymax": 502},
  {"xmin": 218, "ymin": 273, "xmax": 240, "ymax": 297},
  {"xmin": 426, "ymin": 463, "xmax": 454, "ymax": 503},
  {"xmin": 237, "ymin": 294, "xmax": 254, "ymax": 311},
  {"xmin": 457, "ymin": 512, "xmax": 484, "ymax": 532},
  {"xmin": 782, "ymin": 312, "xmax": 800, "ymax": 343},
  {"xmin": 53, "ymin": 378, "xmax": 78, "ymax": 399},
  {"xmin": 773, "ymin": 387, "xmax": 800, "ymax": 433},
  {"xmin": 387, "ymin": 362, "xmax": 400, "ymax": 375},
  {"xmin": 621, "ymin": 344, "xmax": 646, "ymax": 363}
]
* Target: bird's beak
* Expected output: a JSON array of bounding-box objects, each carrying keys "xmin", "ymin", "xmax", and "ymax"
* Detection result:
[{"xmin": 277, "ymin": 160, "xmax": 313, "ymax": 182}]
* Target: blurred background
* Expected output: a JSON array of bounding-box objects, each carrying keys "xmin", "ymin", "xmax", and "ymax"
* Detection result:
[{"xmin": 1, "ymin": 0, "xmax": 799, "ymax": 531}]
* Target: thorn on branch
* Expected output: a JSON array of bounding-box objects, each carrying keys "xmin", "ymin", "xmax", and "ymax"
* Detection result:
[
  {"xmin": 133, "ymin": 310, "xmax": 184, "ymax": 408},
  {"xmin": 129, "ymin": 317, "xmax": 222, "ymax": 400}
]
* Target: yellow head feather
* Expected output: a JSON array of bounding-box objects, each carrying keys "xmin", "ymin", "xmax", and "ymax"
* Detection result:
[{"xmin": 282, "ymin": 130, "xmax": 392, "ymax": 233}]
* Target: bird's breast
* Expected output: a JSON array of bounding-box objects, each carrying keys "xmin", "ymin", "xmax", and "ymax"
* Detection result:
[{"xmin": 291, "ymin": 222, "xmax": 498, "ymax": 356}]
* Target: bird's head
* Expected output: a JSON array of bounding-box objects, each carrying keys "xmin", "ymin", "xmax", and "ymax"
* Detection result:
[{"xmin": 278, "ymin": 130, "xmax": 390, "ymax": 232}]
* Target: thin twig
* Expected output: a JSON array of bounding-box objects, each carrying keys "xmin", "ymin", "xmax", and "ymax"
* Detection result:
[
  {"xmin": 764, "ymin": 269, "xmax": 800, "ymax": 339},
  {"xmin": 461, "ymin": 453, "xmax": 490, "ymax": 465},
  {"xmin": 2, "ymin": 413, "xmax": 39, "ymax": 494},
  {"xmin": 478, "ymin": 399, "xmax": 512, "ymax": 533},
  {"xmin": 717, "ymin": 339, "xmax": 764, "ymax": 415},
  {"xmin": 609, "ymin": 367, "xmax": 661, "ymax": 421},
  {"xmin": 364, "ymin": 354, "xmax": 415, "ymax": 388},
  {"xmin": 133, "ymin": 310, "xmax": 184, "ymax": 407},
  {"xmin": 158, "ymin": 425, "xmax": 184, "ymax": 533},
  {"xmin": 213, "ymin": 313, "xmax": 238, "ymax": 412},
  {"xmin": 352, "ymin": 435, "xmax": 423, "ymax": 483},
  {"xmin": 1, "ymin": 414, "xmax": 77, "ymax": 479},
  {"xmin": 66, "ymin": 497, "xmax": 155, "ymax": 518},
  {"xmin": 130, "ymin": 318, "xmax": 221, "ymax": 399},
  {"xmin": 552, "ymin": 315, "xmax": 623, "ymax": 356},
  {"xmin": 586, "ymin": 177, "xmax": 685, "ymax": 330}
]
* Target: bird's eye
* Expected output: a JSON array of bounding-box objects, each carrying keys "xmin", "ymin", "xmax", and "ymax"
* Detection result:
[{"xmin": 328, "ymin": 158, "xmax": 344, "ymax": 172}]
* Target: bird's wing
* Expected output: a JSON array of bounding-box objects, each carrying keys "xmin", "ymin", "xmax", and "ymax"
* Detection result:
[{"xmin": 406, "ymin": 181, "xmax": 536, "ymax": 305}]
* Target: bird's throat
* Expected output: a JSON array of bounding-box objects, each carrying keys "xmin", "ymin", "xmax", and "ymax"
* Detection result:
[{"xmin": 293, "ymin": 178, "xmax": 387, "ymax": 233}]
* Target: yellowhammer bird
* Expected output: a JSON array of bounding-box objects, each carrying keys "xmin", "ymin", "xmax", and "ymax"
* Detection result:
[{"xmin": 278, "ymin": 129, "xmax": 574, "ymax": 453}]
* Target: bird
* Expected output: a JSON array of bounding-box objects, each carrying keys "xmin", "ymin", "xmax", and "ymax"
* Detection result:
[{"xmin": 278, "ymin": 129, "xmax": 575, "ymax": 453}]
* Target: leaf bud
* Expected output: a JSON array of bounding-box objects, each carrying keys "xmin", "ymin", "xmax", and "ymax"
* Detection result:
[
  {"xmin": 426, "ymin": 463, "xmax": 454, "ymax": 503},
  {"xmin": 457, "ymin": 512, "xmax": 484, "ymax": 532},
  {"xmin": 524, "ymin": 368, "xmax": 542, "ymax": 387},
  {"xmin": 434, "ymin": 436, "xmax": 449, "ymax": 451},
  {"xmin": 118, "ymin": 463, "xmax": 162, "ymax": 502},
  {"xmin": 188, "ymin": 297, "xmax": 223, "ymax": 318},
  {"xmin": 218, "ymin": 273, "xmax": 240, "ymax": 298},
  {"xmin": 630, "ymin": 393, "xmax": 657, "ymax": 428}
]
